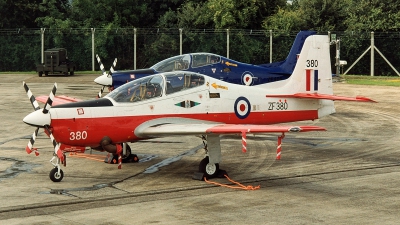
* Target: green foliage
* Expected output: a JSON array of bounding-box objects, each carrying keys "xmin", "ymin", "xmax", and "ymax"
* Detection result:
[
  {"xmin": 298, "ymin": 0, "xmax": 350, "ymax": 31},
  {"xmin": 263, "ymin": 8, "xmax": 306, "ymax": 32},
  {"xmin": 0, "ymin": 33, "xmax": 41, "ymax": 71},
  {"xmin": 203, "ymin": 0, "xmax": 283, "ymax": 29},
  {"xmin": 345, "ymin": 0, "xmax": 400, "ymax": 31},
  {"xmin": 2, "ymin": 0, "xmax": 400, "ymax": 75},
  {"xmin": 0, "ymin": 0, "xmax": 43, "ymax": 28},
  {"xmin": 264, "ymin": 0, "xmax": 350, "ymax": 31}
]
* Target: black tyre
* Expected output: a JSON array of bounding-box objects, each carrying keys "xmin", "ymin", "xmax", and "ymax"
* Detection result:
[
  {"xmin": 199, "ymin": 156, "xmax": 219, "ymax": 176},
  {"xmin": 49, "ymin": 167, "xmax": 64, "ymax": 182},
  {"xmin": 70, "ymin": 71, "xmax": 74, "ymax": 76},
  {"xmin": 121, "ymin": 144, "xmax": 140, "ymax": 163},
  {"xmin": 38, "ymin": 71, "xmax": 43, "ymax": 77}
]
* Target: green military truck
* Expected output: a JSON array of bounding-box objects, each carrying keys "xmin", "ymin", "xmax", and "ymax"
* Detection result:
[{"xmin": 36, "ymin": 48, "xmax": 75, "ymax": 76}]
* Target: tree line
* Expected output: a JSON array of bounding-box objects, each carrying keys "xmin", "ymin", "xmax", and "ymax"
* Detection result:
[{"xmin": 1, "ymin": 0, "xmax": 400, "ymax": 75}]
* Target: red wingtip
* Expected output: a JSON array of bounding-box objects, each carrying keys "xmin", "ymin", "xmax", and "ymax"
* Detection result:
[{"xmin": 356, "ymin": 96, "xmax": 377, "ymax": 103}]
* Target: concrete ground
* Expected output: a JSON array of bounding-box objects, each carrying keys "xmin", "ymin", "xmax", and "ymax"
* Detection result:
[{"xmin": 0, "ymin": 73, "xmax": 399, "ymax": 224}]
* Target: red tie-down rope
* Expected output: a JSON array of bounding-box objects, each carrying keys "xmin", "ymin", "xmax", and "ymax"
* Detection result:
[
  {"xmin": 69, "ymin": 152, "xmax": 105, "ymax": 162},
  {"xmin": 204, "ymin": 174, "xmax": 260, "ymax": 190}
]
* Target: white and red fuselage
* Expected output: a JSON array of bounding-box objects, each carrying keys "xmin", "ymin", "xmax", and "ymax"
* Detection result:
[{"xmin": 49, "ymin": 73, "xmax": 322, "ymax": 148}]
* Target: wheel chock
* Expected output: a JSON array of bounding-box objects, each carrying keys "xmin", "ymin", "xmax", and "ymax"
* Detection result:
[
  {"xmin": 192, "ymin": 171, "xmax": 205, "ymax": 181},
  {"xmin": 192, "ymin": 169, "xmax": 229, "ymax": 181}
]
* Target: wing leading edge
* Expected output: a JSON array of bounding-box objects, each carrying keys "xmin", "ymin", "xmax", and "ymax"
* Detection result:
[
  {"xmin": 266, "ymin": 93, "xmax": 377, "ymax": 102},
  {"xmin": 140, "ymin": 123, "xmax": 326, "ymax": 137}
]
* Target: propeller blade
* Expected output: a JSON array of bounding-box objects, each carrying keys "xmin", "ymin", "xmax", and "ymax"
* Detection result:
[
  {"xmin": 96, "ymin": 54, "xmax": 108, "ymax": 77},
  {"xmin": 42, "ymin": 83, "xmax": 57, "ymax": 114},
  {"xmin": 23, "ymin": 81, "xmax": 40, "ymax": 111},
  {"xmin": 95, "ymin": 55, "xmax": 117, "ymax": 98},
  {"xmin": 97, "ymin": 86, "xmax": 105, "ymax": 99},
  {"xmin": 109, "ymin": 58, "xmax": 117, "ymax": 76},
  {"xmin": 45, "ymin": 126, "xmax": 64, "ymax": 162},
  {"xmin": 26, "ymin": 127, "xmax": 40, "ymax": 156}
]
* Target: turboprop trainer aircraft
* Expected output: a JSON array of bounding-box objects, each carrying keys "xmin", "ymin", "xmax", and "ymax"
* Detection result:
[
  {"xmin": 22, "ymin": 34, "xmax": 375, "ymax": 182},
  {"xmin": 94, "ymin": 31, "xmax": 316, "ymax": 97}
]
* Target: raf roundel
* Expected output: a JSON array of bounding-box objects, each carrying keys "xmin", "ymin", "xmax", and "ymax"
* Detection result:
[
  {"xmin": 242, "ymin": 72, "xmax": 254, "ymax": 86},
  {"xmin": 234, "ymin": 97, "xmax": 251, "ymax": 119}
]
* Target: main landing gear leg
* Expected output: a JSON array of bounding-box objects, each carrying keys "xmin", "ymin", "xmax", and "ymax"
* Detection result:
[
  {"xmin": 101, "ymin": 136, "xmax": 139, "ymax": 167},
  {"xmin": 104, "ymin": 143, "xmax": 139, "ymax": 165},
  {"xmin": 193, "ymin": 135, "xmax": 227, "ymax": 181},
  {"xmin": 49, "ymin": 153, "xmax": 66, "ymax": 182}
]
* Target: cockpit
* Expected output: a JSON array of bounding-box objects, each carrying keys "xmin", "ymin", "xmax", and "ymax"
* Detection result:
[
  {"xmin": 106, "ymin": 72, "xmax": 205, "ymax": 103},
  {"xmin": 151, "ymin": 54, "xmax": 191, "ymax": 72},
  {"xmin": 150, "ymin": 53, "xmax": 221, "ymax": 72},
  {"xmin": 191, "ymin": 53, "xmax": 221, "ymax": 68}
]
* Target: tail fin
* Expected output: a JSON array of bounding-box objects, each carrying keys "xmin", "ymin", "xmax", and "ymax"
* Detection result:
[
  {"xmin": 263, "ymin": 34, "xmax": 333, "ymax": 95},
  {"xmin": 263, "ymin": 34, "xmax": 375, "ymax": 117},
  {"xmin": 259, "ymin": 31, "xmax": 317, "ymax": 74}
]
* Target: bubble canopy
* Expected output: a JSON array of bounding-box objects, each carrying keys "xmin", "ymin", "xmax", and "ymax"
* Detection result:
[{"xmin": 106, "ymin": 71, "xmax": 205, "ymax": 103}]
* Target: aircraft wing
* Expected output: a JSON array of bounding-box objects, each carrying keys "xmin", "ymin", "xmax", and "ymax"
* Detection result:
[
  {"xmin": 140, "ymin": 124, "xmax": 326, "ymax": 137},
  {"xmin": 36, "ymin": 95, "xmax": 82, "ymax": 106},
  {"xmin": 266, "ymin": 93, "xmax": 377, "ymax": 102}
]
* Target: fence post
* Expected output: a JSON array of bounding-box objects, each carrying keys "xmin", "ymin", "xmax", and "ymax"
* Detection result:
[
  {"xmin": 134, "ymin": 28, "xmax": 137, "ymax": 70},
  {"xmin": 179, "ymin": 28, "xmax": 183, "ymax": 55},
  {"xmin": 269, "ymin": 30, "xmax": 272, "ymax": 63},
  {"xmin": 91, "ymin": 28, "xmax": 95, "ymax": 71},
  {"xmin": 226, "ymin": 29, "xmax": 229, "ymax": 58},
  {"xmin": 371, "ymin": 31, "xmax": 374, "ymax": 76},
  {"xmin": 40, "ymin": 28, "xmax": 45, "ymax": 64}
]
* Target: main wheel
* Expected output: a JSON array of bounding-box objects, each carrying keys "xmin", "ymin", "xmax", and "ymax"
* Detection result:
[
  {"xmin": 121, "ymin": 144, "xmax": 140, "ymax": 163},
  {"xmin": 38, "ymin": 71, "xmax": 43, "ymax": 77},
  {"xmin": 49, "ymin": 167, "xmax": 64, "ymax": 182},
  {"xmin": 199, "ymin": 156, "xmax": 219, "ymax": 177}
]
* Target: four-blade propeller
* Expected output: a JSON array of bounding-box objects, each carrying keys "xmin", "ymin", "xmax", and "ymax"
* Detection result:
[
  {"xmin": 95, "ymin": 54, "xmax": 117, "ymax": 98},
  {"xmin": 22, "ymin": 81, "xmax": 62, "ymax": 160}
]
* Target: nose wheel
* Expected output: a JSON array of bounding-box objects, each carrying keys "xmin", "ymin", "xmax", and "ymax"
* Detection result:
[{"xmin": 49, "ymin": 167, "xmax": 64, "ymax": 182}]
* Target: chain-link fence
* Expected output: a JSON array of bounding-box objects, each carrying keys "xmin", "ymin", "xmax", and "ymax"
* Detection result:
[{"xmin": 1, "ymin": 28, "xmax": 400, "ymax": 75}]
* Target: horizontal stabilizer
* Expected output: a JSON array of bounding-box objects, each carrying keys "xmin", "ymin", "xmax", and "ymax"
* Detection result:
[{"xmin": 266, "ymin": 93, "xmax": 377, "ymax": 103}]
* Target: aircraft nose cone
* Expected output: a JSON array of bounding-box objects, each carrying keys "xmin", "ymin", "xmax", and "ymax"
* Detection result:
[
  {"xmin": 94, "ymin": 74, "xmax": 112, "ymax": 86},
  {"xmin": 23, "ymin": 110, "xmax": 51, "ymax": 127}
]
